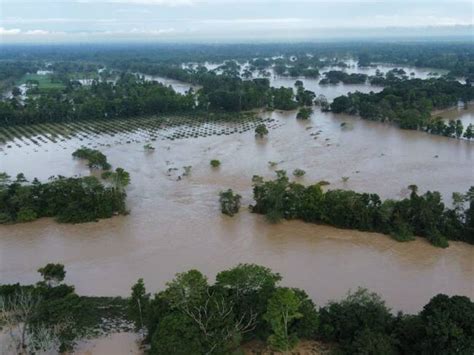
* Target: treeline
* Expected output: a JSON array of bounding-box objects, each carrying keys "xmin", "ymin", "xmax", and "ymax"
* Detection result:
[
  {"xmin": 121, "ymin": 62, "xmax": 301, "ymax": 112},
  {"xmin": 319, "ymin": 70, "xmax": 368, "ymax": 85},
  {"xmin": 0, "ymin": 172, "xmax": 127, "ymax": 224},
  {"xmin": 330, "ymin": 78, "xmax": 474, "ymax": 133},
  {"xmin": 0, "ymin": 67, "xmax": 304, "ymax": 125},
  {"xmin": 250, "ymin": 171, "xmax": 474, "ymax": 247},
  {"xmin": 129, "ymin": 263, "xmax": 474, "ymax": 354},
  {"xmin": 2, "ymin": 263, "xmax": 473, "ymax": 354},
  {"xmin": 0, "ymin": 74, "xmax": 195, "ymax": 126}
]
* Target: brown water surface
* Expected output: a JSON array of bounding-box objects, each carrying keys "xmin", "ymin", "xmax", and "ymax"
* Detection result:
[{"xmin": 0, "ymin": 108, "xmax": 473, "ymax": 314}]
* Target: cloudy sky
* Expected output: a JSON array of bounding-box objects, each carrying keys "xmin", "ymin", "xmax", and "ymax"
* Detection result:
[{"xmin": 0, "ymin": 0, "xmax": 472, "ymax": 43}]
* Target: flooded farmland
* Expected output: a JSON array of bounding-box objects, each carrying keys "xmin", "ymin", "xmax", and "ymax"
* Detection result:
[{"xmin": 0, "ymin": 100, "xmax": 473, "ymax": 315}]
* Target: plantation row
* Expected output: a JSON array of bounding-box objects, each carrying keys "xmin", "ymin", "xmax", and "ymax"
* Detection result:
[{"xmin": 0, "ymin": 113, "xmax": 275, "ymax": 149}]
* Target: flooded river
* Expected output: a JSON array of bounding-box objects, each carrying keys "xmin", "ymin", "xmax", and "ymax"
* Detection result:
[{"xmin": 1, "ymin": 102, "xmax": 473, "ymax": 314}]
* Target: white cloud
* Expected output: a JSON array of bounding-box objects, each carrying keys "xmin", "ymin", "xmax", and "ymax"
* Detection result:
[
  {"xmin": 0, "ymin": 27, "xmax": 52, "ymax": 36},
  {"xmin": 24, "ymin": 29, "xmax": 50, "ymax": 35},
  {"xmin": 93, "ymin": 0, "xmax": 194, "ymax": 5},
  {"xmin": 201, "ymin": 18, "xmax": 308, "ymax": 25},
  {"xmin": 0, "ymin": 27, "xmax": 22, "ymax": 35},
  {"xmin": 103, "ymin": 27, "xmax": 176, "ymax": 35}
]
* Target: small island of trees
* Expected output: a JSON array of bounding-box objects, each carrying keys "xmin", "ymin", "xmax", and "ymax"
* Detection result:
[{"xmin": 250, "ymin": 171, "xmax": 474, "ymax": 247}]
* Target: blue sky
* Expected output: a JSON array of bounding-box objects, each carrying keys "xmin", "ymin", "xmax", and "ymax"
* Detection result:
[{"xmin": 0, "ymin": 0, "xmax": 473, "ymax": 43}]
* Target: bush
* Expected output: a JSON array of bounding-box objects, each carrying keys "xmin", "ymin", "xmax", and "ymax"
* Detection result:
[
  {"xmin": 72, "ymin": 147, "xmax": 111, "ymax": 170},
  {"xmin": 255, "ymin": 123, "xmax": 269, "ymax": 138},
  {"xmin": 219, "ymin": 189, "xmax": 242, "ymax": 216},
  {"xmin": 296, "ymin": 107, "xmax": 313, "ymax": 120},
  {"xmin": 293, "ymin": 168, "xmax": 306, "ymax": 177},
  {"xmin": 210, "ymin": 159, "xmax": 221, "ymax": 168}
]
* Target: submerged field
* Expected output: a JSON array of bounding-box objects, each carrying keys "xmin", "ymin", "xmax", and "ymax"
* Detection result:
[{"xmin": 0, "ymin": 112, "xmax": 276, "ymax": 150}]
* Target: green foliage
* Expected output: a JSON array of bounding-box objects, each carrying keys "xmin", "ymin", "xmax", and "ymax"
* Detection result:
[
  {"xmin": 264, "ymin": 288, "xmax": 302, "ymax": 351},
  {"xmin": 143, "ymin": 143, "xmax": 155, "ymax": 151},
  {"xmin": 210, "ymin": 159, "xmax": 221, "ymax": 168},
  {"xmin": 219, "ymin": 189, "xmax": 242, "ymax": 217},
  {"xmin": 72, "ymin": 147, "xmax": 111, "ymax": 170},
  {"xmin": 150, "ymin": 312, "xmax": 205, "ymax": 354},
  {"xmin": 0, "ymin": 173, "xmax": 128, "ymax": 224},
  {"xmin": 320, "ymin": 71, "xmax": 368, "ymax": 85},
  {"xmin": 330, "ymin": 78, "xmax": 473, "ymax": 136},
  {"xmin": 0, "ymin": 265, "xmax": 130, "ymax": 351},
  {"xmin": 101, "ymin": 167, "xmax": 131, "ymax": 191},
  {"xmin": 38, "ymin": 263, "xmax": 66, "ymax": 287},
  {"xmin": 128, "ymin": 279, "xmax": 150, "ymax": 330},
  {"xmin": 293, "ymin": 168, "xmax": 306, "ymax": 177},
  {"xmin": 296, "ymin": 107, "xmax": 313, "ymax": 120},
  {"xmin": 255, "ymin": 123, "xmax": 269, "ymax": 138},
  {"xmin": 251, "ymin": 172, "xmax": 474, "ymax": 247},
  {"xmin": 319, "ymin": 288, "xmax": 394, "ymax": 353}
]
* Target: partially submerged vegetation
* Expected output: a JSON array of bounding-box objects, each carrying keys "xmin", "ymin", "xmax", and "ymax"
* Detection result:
[
  {"xmin": 250, "ymin": 171, "xmax": 474, "ymax": 247},
  {"xmin": 0, "ymin": 172, "xmax": 128, "ymax": 224},
  {"xmin": 219, "ymin": 189, "xmax": 242, "ymax": 216},
  {"xmin": 3, "ymin": 263, "xmax": 473, "ymax": 354},
  {"xmin": 255, "ymin": 123, "xmax": 269, "ymax": 138},
  {"xmin": 330, "ymin": 78, "xmax": 474, "ymax": 137},
  {"xmin": 128, "ymin": 263, "xmax": 474, "ymax": 354},
  {"xmin": 0, "ymin": 264, "xmax": 131, "ymax": 353},
  {"xmin": 210, "ymin": 159, "xmax": 221, "ymax": 168},
  {"xmin": 72, "ymin": 147, "xmax": 111, "ymax": 170}
]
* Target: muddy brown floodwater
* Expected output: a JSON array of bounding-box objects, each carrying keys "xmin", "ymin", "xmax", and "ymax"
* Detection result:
[{"xmin": 1, "ymin": 105, "xmax": 473, "ymax": 316}]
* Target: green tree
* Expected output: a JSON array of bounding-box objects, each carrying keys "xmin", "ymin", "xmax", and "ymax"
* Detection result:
[
  {"xmin": 38, "ymin": 264, "xmax": 66, "ymax": 287},
  {"xmin": 255, "ymin": 123, "xmax": 269, "ymax": 138},
  {"xmin": 264, "ymin": 288, "xmax": 302, "ymax": 352},
  {"xmin": 129, "ymin": 278, "xmax": 150, "ymax": 330},
  {"xmin": 219, "ymin": 189, "xmax": 242, "ymax": 217}
]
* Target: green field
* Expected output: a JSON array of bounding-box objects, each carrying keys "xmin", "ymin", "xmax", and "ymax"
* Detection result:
[{"xmin": 17, "ymin": 73, "xmax": 66, "ymax": 90}]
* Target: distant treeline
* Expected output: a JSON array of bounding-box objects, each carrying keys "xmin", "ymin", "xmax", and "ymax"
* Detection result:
[
  {"xmin": 1, "ymin": 41, "xmax": 472, "ymax": 78},
  {"xmin": 250, "ymin": 171, "xmax": 474, "ymax": 247}
]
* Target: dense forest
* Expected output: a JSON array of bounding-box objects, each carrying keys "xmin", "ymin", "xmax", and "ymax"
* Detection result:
[
  {"xmin": 1, "ymin": 42, "xmax": 473, "ymax": 133},
  {"xmin": 1, "ymin": 42, "xmax": 472, "ymax": 78},
  {"xmin": 250, "ymin": 171, "xmax": 474, "ymax": 247},
  {"xmin": 2, "ymin": 263, "xmax": 472, "ymax": 354}
]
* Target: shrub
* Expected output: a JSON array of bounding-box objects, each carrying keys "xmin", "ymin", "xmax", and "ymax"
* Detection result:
[
  {"xmin": 255, "ymin": 123, "xmax": 269, "ymax": 138},
  {"xmin": 219, "ymin": 189, "xmax": 242, "ymax": 216},
  {"xmin": 210, "ymin": 159, "xmax": 221, "ymax": 168},
  {"xmin": 293, "ymin": 168, "xmax": 306, "ymax": 177}
]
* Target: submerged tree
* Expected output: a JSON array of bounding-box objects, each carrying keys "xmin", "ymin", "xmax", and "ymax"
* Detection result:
[
  {"xmin": 219, "ymin": 189, "xmax": 242, "ymax": 217},
  {"xmin": 255, "ymin": 123, "xmax": 269, "ymax": 138},
  {"xmin": 296, "ymin": 107, "xmax": 313, "ymax": 120}
]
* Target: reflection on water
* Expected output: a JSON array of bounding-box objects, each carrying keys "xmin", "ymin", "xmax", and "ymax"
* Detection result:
[{"xmin": 0, "ymin": 108, "xmax": 473, "ymax": 313}]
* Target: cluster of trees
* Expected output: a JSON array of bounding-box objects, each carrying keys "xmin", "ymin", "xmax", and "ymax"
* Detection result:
[
  {"xmin": 128, "ymin": 263, "xmax": 474, "ymax": 354},
  {"xmin": 2, "ymin": 262, "xmax": 472, "ymax": 354},
  {"xmin": 0, "ymin": 74, "xmax": 195, "ymax": 126},
  {"xmin": 0, "ymin": 171, "xmax": 128, "ymax": 224},
  {"xmin": 72, "ymin": 147, "xmax": 111, "ymax": 170},
  {"xmin": 330, "ymin": 78, "xmax": 474, "ymax": 132},
  {"xmin": 0, "ymin": 264, "xmax": 129, "ymax": 353},
  {"xmin": 319, "ymin": 71, "xmax": 368, "ymax": 85},
  {"xmin": 250, "ymin": 171, "xmax": 474, "ymax": 247},
  {"xmin": 426, "ymin": 117, "xmax": 474, "ymax": 139}
]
